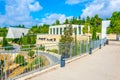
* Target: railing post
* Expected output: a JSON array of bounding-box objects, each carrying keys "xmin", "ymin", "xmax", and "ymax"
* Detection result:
[
  {"xmin": 70, "ymin": 43, "xmax": 72, "ymax": 58},
  {"xmin": 99, "ymin": 40, "xmax": 101, "ymax": 49},
  {"xmin": 80, "ymin": 41, "xmax": 81, "ymax": 55},
  {"xmin": 89, "ymin": 40, "xmax": 92, "ymax": 55},
  {"xmin": 86, "ymin": 41, "xmax": 89, "ymax": 53},
  {"xmin": 38, "ymin": 45, "xmax": 41, "ymax": 69},
  {"xmin": 3, "ymin": 48, "xmax": 7, "ymax": 80}
]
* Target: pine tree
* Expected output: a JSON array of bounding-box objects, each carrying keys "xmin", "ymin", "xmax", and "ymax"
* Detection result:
[{"xmin": 60, "ymin": 23, "xmax": 73, "ymax": 57}]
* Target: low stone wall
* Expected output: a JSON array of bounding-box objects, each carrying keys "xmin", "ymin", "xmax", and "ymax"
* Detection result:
[{"xmin": 106, "ymin": 34, "xmax": 116, "ymax": 40}]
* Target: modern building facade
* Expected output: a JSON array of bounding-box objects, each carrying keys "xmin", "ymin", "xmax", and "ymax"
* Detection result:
[
  {"xmin": 49, "ymin": 24, "xmax": 84, "ymax": 35},
  {"xmin": 36, "ymin": 24, "xmax": 86, "ymax": 50}
]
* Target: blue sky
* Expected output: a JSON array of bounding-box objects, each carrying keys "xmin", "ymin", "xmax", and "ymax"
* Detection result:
[{"xmin": 0, "ymin": 0, "xmax": 120, "ymax": 27}]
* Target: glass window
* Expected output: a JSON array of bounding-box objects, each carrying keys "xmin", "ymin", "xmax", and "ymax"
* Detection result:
[
  {"xmin": 50, "ymin": 28, "xmax": 52, "ymax": 34},
  {"xmin": 53, "ymin": 28, "xmax": 55, "ymax": 34},
  {"xmin": 56, "ymin": 28, "xmax": 58, "ymax": 34},
  {"xmin": 60, "ymin": 28, "xmax": 62, "ymax": 34},
  {"xmin": 64, "ymin": 27, "xmax": 66, "ymax": 31}
]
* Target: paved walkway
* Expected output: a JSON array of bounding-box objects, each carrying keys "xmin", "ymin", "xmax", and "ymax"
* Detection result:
[{"xmin": 29, "ymin": 41, "xmax": 120, "ymax": 80}]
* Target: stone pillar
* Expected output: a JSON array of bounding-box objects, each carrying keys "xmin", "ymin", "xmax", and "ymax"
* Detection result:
[
  {"xmin": 81, "ymin": 26, "xmax": 83, "ymax": 35},
  {"xmin": 62, "ymin": 27, "xmax": 64, "ymax": 35}
]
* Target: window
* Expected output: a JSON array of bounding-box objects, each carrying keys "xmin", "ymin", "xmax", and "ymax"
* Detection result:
[
  {"xmin": 79, "ymin": 26, "xmax": 81, "ymax": 34},
  {"xmin": 64, "ymin": 27, "xmax": 66, "ymax": 31},
  {"xmin": 53, "ymin": 28, "xmax": 55, "ymax": 34},
  {"xmin": 56, "ymin": 28, "xmax": 58, "ymax": 34},
  {"xmin": 60, "ymin": 28, "xmax": 62, "ymax": 34},
  {"xmin": 50, "ymin": 28, "xmax": 52, "ymax": 34}
]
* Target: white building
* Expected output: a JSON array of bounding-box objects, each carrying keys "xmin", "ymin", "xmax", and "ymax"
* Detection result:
[
  {"xmin": 49, "ymin": 24, "xmax": 84, "ymax": 35},
  {"xmin": 6, "ymin": 27, "xmax": 29, "ymax": 39},
  {"xmin": 36, "ymin": 24, "xmax": 86, "ymax": 50}
]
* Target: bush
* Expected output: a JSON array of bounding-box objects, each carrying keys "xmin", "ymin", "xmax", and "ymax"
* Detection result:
[
  {"xmin": 47, "ymin": 49, "xmax": 58, "ymax": 53},
  {"xmin": 28, "ymin": 50, "xmax": 35, "ymax": 58},
  {"xmin": 14, "ymin": 54, "xmax": 25, "ymax": 65},
  {"xmin": 28, "ymin": 57, "xmax": 44, "ymax": 70}
]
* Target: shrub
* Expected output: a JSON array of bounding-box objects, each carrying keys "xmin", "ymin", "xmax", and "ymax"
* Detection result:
[
  {"xmin": 28, "ymin": 50, "xmax": 35, "ymax": 58},
  {"xmin": 14, "ymin": 54, "xmax": 25, "ymax": 65}
]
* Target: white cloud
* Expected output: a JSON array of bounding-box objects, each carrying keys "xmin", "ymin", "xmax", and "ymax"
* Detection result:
[
  {"xmin": 0, "ymin": 0, "xmax": 42, "ymax": 27},
  {"xmin": 40, "ymin": 13, "xmax": 73, "ymax": 25},
  {"xmin": 29, "ymin": 2, "xmax": 43, "ymax": 11},
  {"xmin": 65, "ymin": 0, "xmax": 87, "ymax": 5},
  {"xmin": 81, "ymin": 0, "xmax": 120, "ymax": 19}
]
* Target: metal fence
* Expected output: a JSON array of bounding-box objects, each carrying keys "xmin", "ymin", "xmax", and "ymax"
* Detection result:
[{"xmin": 0, "ymin": 38, "xmax": 107, "ymax": 80}]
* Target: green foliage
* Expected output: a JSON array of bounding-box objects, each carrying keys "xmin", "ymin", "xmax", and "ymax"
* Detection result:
[
  {"xmin": 39, "ymin": 45, "xmax": 45, "ymax": 51},
  {"xmin": 22, "ymin": 36, "xmax": 28, "ymax": 45},
  {"xmin": 60, "ymin": 23, "xmax": 73, "ymax": 57},
  {"xmin": 28, "ymin": 57, "xmax": 44, "ymax": 70},
  {"xmin": 10, "ymin": 24, "xmax": 25, "ymax": 28},
  {"xmin": 55, "ymin": 19, "xmax": 60, "ymax": 25},
  {"xmin": 2, "ymin": 37, "xmax": 8, "ymax": 47},
  {"xmin": 64, "ymin": 19, "xmax": 69, "ymax": 24},
  {"xmin": 18, "ymin": 34, "xmax": 36, "ymax": 45},
  {"xmin": 83, "ymin": 25, "xmax": 89, "ymax": 34},
  {"xmin": 0, "ymin": 60, "xmax": 4, "ymax": 67},
  {"xmin": 0, "ymin": 27, "xmax": 8, "ymax": 37},
  {"xmin": 14, "ymin": 54, "xmax": 25, "ymax": 65},
  {"xmin": 107, "ymin": 28, "xmax": 113, "ymax": 34},
  {"xmin": 47, "ymin": 49, "xmax": 58, "ymax": 53},
  {"xmin": 110, "ymin": 11, "xmax": 120, "ymax": 34},
  {"xmin": 60, "ymin": 23, "xmax": 73, "ymax": 44},
  {"xmin": 28, "ymin": 50, "xmax": 35, "ymax": 58},
  {"xmin": 92, "ymin": 26, "xmax": 97, "ymax": 40},
  {"xmin": 30, "ymin": 24, "xmax": 49, "ymax": 34},
  {"xmin": 0, "ymin": 60, "xmax": 4, "ymax": 76}
]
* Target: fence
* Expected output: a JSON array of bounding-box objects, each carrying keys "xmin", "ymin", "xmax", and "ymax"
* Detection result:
[{"xmin": 0, "ymin": 38, "xmax": 107, "ymax": 80}]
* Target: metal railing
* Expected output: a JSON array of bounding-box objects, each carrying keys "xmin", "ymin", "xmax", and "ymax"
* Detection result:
[{"xmin": 0, "ymin": 38, "xmax": 107, "ymax": 80}]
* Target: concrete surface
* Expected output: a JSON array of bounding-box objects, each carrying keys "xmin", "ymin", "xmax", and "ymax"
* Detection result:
[{"xmin": 29, "ymin": 41, "xmax": 120, "ymax": 80}]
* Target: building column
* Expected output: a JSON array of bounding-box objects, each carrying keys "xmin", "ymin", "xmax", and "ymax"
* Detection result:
[
  {"xmin": 55, "ymin": 28, "xmax": 57, "ymax": 34},
  {"xmin": 81, "ymin": 26, "xmax": 83, "ymax": 35},
  {"xmin": 62, "ymin": 27, "xmax": 64, "ymax": 35},
  {"xmin": 77, "ymin": 26, "xmax": 79, "ymax": 35}
]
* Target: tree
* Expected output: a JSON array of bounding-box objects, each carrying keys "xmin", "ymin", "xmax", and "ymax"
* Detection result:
[
  {"xmin": 92, "ymin": 26, "xmax": 97, "ymax": 40},
  {"xmin": 60, "ymin": 23, "xmax": 73, "ymax": 44},
  {"xmin": 0, "ymin": 27, "xmax": 8, "ymax": 37},
  {"xmin": 55, "ymin": 19, "xmax": 60, "ymax": 25},
  {"xmin": 64, "ymin": 19, "xmax": 69, "ymax": 24},
  {"xmin": 110, "ymin": 11, "xmax": 120, "ymax": 34},
  {"xmin": 2, "ymin": 37, "xmax": 8, "ymax": 47},
  {"xmin": 2, "ymin": 32, "xmax": 8, "ymax": 47},
  {"xmin": 28, "ymin": 50, "xmax": 35, "ymax": 58},
  {"xmin": 60, "ymin": 23, "xmax": 73, "ymax": 57},
  {"xmin": 30, "ymin": 24, "xmax": 49, "ymax": 34},
  {"xmin": 14, "ymin": 54, "xmax": 25, "ymax": 65}
]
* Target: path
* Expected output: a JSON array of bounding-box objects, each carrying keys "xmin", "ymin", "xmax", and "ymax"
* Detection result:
[
  {"xmin": 30, "ymin": 41, "xmax": 120, "ymax": 80},
  {"xmin": 40, "ymin": 52, "xmax": 59, "ymax": 65}
]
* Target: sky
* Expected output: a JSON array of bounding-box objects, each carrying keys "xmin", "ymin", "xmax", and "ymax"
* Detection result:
[{"xmin": 0, "ymin": 0, "xmax": 120, "ymax": 27}]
